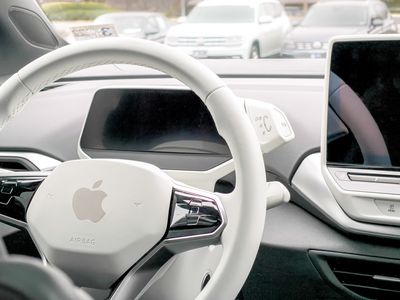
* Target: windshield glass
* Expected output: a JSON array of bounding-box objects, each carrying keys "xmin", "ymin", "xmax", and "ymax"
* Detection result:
[
  {"xmin": 38, "ymin": 0, "xmax": 399, "ymax": 60},
  {"xmin": 302, "ymin": 5, "xmax": 369, "ymax": 27},
  {"xmin": 186, "ymin": 6, "xmax": 254, "ymax": 23},
  {"xmin": 95, "ymin": 15, "xmax": 147, "ymax": 31}
]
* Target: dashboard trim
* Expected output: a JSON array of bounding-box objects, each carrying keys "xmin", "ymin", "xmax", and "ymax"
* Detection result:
[
  {"xmin": 293, "ymin": 153, "xmax": 400, "ymax": 239},
  {"xmin": 0, "ymin": 152, "xmax": 61, "ymax": 171}
]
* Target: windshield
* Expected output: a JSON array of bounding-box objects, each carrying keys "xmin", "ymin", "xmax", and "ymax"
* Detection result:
[
  {"xmin": 95, "ymin": 15, "xmax": 147, "ymax": 32},
  {"xmin": 186, "ymin": 6, "xmax": 254, "ymax": 23},
  {"xmin": 301, "ymin": 5, "xmax": 369, "ymax": 27},
  {"xmin": 38, "ymin": 0, "xmax": 399, "ymax": 60}
]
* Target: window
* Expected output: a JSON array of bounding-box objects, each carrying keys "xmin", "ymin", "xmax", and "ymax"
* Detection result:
[{"xmin": 37, "ymin": 0, "xmax": 399, "ymax": 60}]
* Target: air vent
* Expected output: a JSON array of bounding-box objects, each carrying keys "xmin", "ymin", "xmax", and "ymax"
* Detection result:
[
  {"xmin": 0, "ymin": 157, "xmax": 38, "ymax": 172},
  {"xmin": 310, "ymin": 250, "xmax": 400, "ymax": 300}
]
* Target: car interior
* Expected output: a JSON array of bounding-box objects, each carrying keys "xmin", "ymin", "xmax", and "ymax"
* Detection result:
[{"xmin": 2, "ymin": 0, "xmax": 400, "ymax": 300}]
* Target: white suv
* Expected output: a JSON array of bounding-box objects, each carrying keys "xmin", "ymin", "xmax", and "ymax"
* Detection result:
[{"xmin": 165, "ymin": 0, "xmax": 291, "ymax": 59}]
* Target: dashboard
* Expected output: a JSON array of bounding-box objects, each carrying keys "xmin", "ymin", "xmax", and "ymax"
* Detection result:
[
  {"xmin": 2, "ymin": 59, "xmax": 400, "ymax": 299},
  {"xmin": 0, "ymin": 61, "xmax": 323, "ymax": 178}
]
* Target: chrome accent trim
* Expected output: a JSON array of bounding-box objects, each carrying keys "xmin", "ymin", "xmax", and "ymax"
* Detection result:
[
  {"xmin": 0, "ymin": 213, "xmax": 27, "ymax": 230},
  {"xmin": 373, "ymin": 275, "xmax": 400, "ymax": 283},
  {"xmin": 292, "ymin": 153, "xmax": 400, "ymax": 238},
  {"xmin": 329, "ymin": 167, "xmax": 400, "ymax": 194}
]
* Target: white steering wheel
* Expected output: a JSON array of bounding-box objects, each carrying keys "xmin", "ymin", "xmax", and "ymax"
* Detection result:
[{"xmin": 0, "ymin": 38, "xmax": 267, "ymax": 300}]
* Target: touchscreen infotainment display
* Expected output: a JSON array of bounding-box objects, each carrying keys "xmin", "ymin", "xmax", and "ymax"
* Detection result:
[
  {"xmin": 80, "ymin": 88, "xmax": 229, "ymax": 155},
  {"xmin": 327, "ymin": 40, "xmax": 400, "ymax": 170}
]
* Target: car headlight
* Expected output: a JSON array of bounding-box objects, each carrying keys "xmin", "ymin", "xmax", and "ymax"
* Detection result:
[
  {"xmin": 165, "ymin": 36, "xmax": 178, "ymax": 46},
  {"xmin": 283, "ymin": 40, "xmax": 296, "ymax": 50},
  {"xmin": 225, "ymin": 36, "xmax": 243, "ymax": 46}
]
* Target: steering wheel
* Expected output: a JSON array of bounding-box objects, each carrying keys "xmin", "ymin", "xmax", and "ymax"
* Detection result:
[{"xmin": 0, "ymin": 38, "xmax": 267, "ymax": 300}]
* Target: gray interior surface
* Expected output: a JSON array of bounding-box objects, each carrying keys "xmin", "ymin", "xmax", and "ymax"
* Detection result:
[
  {"xmin": 0, "ymin": 0, "xmax": 65, "ymax": 77},
  {"xmin": 245, "ymin": 201, "xmax": 400, "ymax": 299},
  {"xmin": 0, "ymin": 61, "xmax": 325, "ymax": 179}
]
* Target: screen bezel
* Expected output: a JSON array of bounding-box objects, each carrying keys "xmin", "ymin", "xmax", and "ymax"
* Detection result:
[
  {"xmin": 77, "ymin": 86, "xmax": 231, "ymax": 167},
  {"xmin": 319, "ymin": 35, "xmax": 400, "ymax": 228},
  {"xmin": 322, "ymin": 35, "xmax": 400, "ymax": 174}
]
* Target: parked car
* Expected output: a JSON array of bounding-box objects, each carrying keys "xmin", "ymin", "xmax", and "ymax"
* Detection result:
[
  {"xmin": 165, "ymin": 0, "xmax": 292, "ymax": 59},
  {"xmin": 281, "ymin": 0, "xmax": 397, "ymax": 58},
  {"xmin": 94, "ymin": 12, "xmax": 170, "ymax": 42}
]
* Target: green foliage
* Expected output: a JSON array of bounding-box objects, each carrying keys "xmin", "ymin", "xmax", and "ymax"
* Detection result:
[
  {"xmin": 41, "ymin": 2, "xmax": 117, "ymax": 21},
  {"xmin": 387, "ymin": 0, "xmax": 400, "ymax": 8}
]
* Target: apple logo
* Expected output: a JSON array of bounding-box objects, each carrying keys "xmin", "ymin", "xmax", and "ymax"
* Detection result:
[{"xmin": 72, "ymin": 180, "xmax": 107, "ymax": 223}]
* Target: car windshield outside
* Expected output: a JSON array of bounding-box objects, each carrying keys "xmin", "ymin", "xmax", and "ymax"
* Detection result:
[
  {"xmin": 38, "ymin": 0, "xmax": 400, "ymax": 60},
  {"xmin": 301, "ymin": 5, "xmax": 369, "ymax": 27},
  {"xmin": 186, "ymin": 6, "xmax": 255, "ymax": 23},
  {"xmin": 95, "ymin": 14, "xmax": 147, "ymax": 31}
]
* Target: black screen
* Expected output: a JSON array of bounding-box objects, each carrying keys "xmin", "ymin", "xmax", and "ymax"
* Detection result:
[
  {"xmin": 327, "ymin": 40, "xmax": 400, "ymax": 170},
  {"xmin": 80, "ymin": 88, "xmax": 229, "ymax": 155}
]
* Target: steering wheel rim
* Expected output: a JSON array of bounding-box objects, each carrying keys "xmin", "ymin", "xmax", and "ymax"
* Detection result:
[{"xmin": 0, "ymin": 38, "xmax": 267, "ymax": 300}]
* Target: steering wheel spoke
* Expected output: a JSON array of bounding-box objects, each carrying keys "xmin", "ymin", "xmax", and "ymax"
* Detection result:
[{"xmin": 110, "ymin": 183, "xmax": 226, "ymax": 299}]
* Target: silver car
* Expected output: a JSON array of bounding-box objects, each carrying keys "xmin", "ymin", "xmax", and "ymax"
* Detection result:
[{"xmin": 165, "ymin": 0, "xmax": 291, "ymax": 59}]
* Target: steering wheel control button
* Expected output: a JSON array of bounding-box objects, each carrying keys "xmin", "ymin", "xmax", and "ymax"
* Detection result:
[
  {"xmin": 0, "ymin": 177, "xmax": 44, "ymax": 221},
  {"xmin": 245, "ymin": 99, "xmax": 295, "ymax": 153},
  {"xmin": 169, "ymin": 188, "xmax": 224, "ymax": 238},
  {"xmin": 1, "ymin": 184, "xmax": 14, "ymax": 195},
  {"xmin": 187, "ymin": 214, "xmax": 200, "ymax": 226},
  {"xmin": 189, "ymin": 206, "xmax": 200, "ymax": 215},
  {"xmin": 189, "ymin": 199, "xmax": 202, "ymax": 207},
  {"xmin": 375, "ymin": 199, "xmax": 400, "ymax": 217},
  {"xmin": 189, "ymin": 199, "xmax": 202, "ymax": 215},
  {"xmin": 275, "ymin": 109, "xmax": 292, "ymax": 137},
  {"xmin": 0, "ymin": 180, "xmax": 16, "ymax": 204},
  {"xmin": 0, "ymin": 196, "xmax": 12, "ymax": 205}
]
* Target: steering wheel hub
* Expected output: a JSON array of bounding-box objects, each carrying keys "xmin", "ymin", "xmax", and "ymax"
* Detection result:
[{"xmin": 27, "ymin": 159, "xmax": 173, "ymax": 288}]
